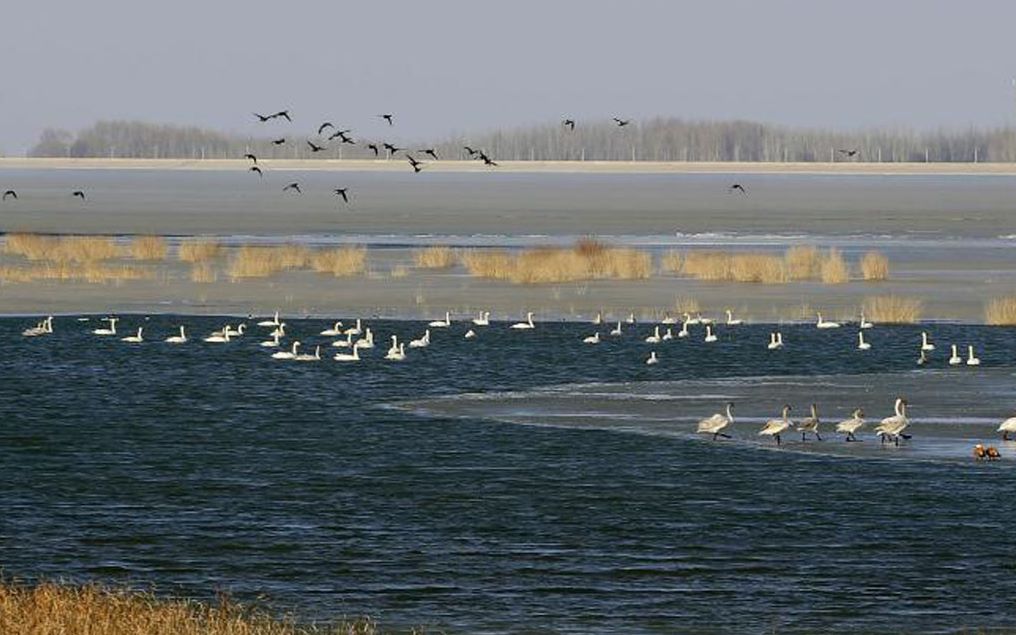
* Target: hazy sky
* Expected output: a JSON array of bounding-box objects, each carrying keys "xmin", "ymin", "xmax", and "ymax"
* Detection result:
[{"xmin": 3, "ymin": 0, "xmax": 1016, "ymax": 153}]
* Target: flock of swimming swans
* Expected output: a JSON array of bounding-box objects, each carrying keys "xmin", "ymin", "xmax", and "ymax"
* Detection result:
[{"xmin": 19, "ymin": 309, "xmax": 1014, "ymax": 446}]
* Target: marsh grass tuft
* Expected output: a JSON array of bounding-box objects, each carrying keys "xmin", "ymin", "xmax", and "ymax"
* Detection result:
[
  {"xmin": 859, "ymin": 251, "xmax": 890, "ymax": 281},
  {"xmin": 5, "ymin": 233, "xmax": 122, "ymax": 263},
  {"xmin": 413, "ymin": 246, "xmax": 456, "ymax": 269},
  {"xmin": 985, "ymin": 296, "xmax": 1016, "ymax": 325},
  {"xmin": 190, "ymin": 262, "xmax": 217, "ymax": 283},
  {"xmin": 819, "ymin": 248, "xmax": 849, "ymax": 284},
  {"xmin": 660, "ymin": 250, "xmax": 682, "ymax": 274},
  {"xmin": 784, "ymin": 246, "xmax": 821, "ymax": 280},
  {"xmin": 178, "ymin": 239, "xmax": 222, "ymax": 262},
  {"xmin": 461, "ymin": 240, "xmax": 650, "ymax": 284},
  {"xmin": 129, "ymin": 235, "xmax": 168, "ymax": 261},
  {"xmin": 310, "ymin": 247, "xmax": 367, "ymax": 277},
  {"xmin": 863, "ymin": 295, "xmax": 922, "ymax": 323}
]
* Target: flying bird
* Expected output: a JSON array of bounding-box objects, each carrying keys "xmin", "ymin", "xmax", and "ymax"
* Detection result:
[
  {"xmin": 244, "ymin": 153, "xmax": 257, "ymax": 163},
  {"xmin": 366, "ymin": 143, "xmax": 380, "ymax": 157},
  {"xmin": 283, "ymin": 182, "xmax": 301, "ymax": 193},
  {"xmin": 613, "ymin": 117, "xmax": 631, "ymax": 127},
  {"xmin": 729, "ymin": 183, "xmax": 747, "ymax": 195},
  {"xmin": 837, "ymin": 149, "xmax": 859, "ymax": 157},
  {"xmin": 272, "ymin": 110, "xmax": 292, "ymax": 122},
  {"xmin": 318, "ymin": 122, "xmax": 334, "ymax": 135},
  {"xmin": 383, "ymin": 143, "xmax": 401, "ymax": 156},
  {"xmin": 337, "ymin": 132, "xmax": 355, "ymax": 145},
  {"xmin": 328, "ymin": 129, "xmax": 352, "ymax": 141},
  {"xmin": 307, "ymin": 141, "xmax": 326, "ymax": 153},
  {"xmin": 407, "ymin": 155, "xmax": 423, "ymax": 173},
  {"xmin": 72, "ymin": 190, "xmax": 86, "ymax": 200},
  {"xmin": 272, "ymin": 138, "xmax": 286, "ymax": 145},
  {"xmin": 421, "ymin": 148, "xmax": 439, "ymax": 160},
  {"xmin": 2, "ymin": 190, "xmax": 17, "ymax": 201},
  {"xmin": 249, "ymin": 166, "xmax": 264, "ymax": 178},
  {"xmin": 378, "ymin": 114, "xmax": 394, "ymax": 126},
  {"xmin": 333, "ymin": 188, "xmax": 350, "ymax": 204},
  {"xmin": 463, "ymin": 146, "xmax": 478, "ymax": 157},
  {"xmin": 479, "ymin": 151, "xmax": 498, "ymax": 167},
  {"xmin": 253, "ymin": 112, "xmax": 272, "ymax": 123},
  {"xmin": 563, "ymin": 118, "xmax": 575, "ymax": 130}
]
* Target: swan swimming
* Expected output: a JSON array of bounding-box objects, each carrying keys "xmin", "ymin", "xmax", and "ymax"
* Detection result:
[
  {"xmin": 93, "ymin": 317, "xmax": 119, "ymax": 336},
  {"xmin": 874, "ymin": 397, "xmax": 910, "ymax": 446},
  {"xmin": 759, "ymin": 404, "xmax": 793, "ymax": 446},
  {"xmin": 165, "ymin": 326, "xmax": 188, "ymax": 344},
  {"xmin": 294, "ymin": 345, "xmax": 321, "ymax": 362},
  {"xmin": 260, "ymin": 332, "xmax": 281, "ymax": 347},
  {"xmin": 683, "ymin": 312, "xmax": 700, "ymax": 326},
  {"xmin": 257, "ymin": 311, "xmax": 280, "ymax": 327},
  {"xmin": 644, "ymin": 326, "xmax": 661, "ymax": 344},
  {"xmin": 997, "ymin": 415, "xmax": 1016, "ymax": 441},
  {"xmin": 796, "ymin": 403, "xmax": 822, "ymax": 442},
  {"xmin": 835, "ymin": 408, "xmax": 865, "ymax": 442},
  {"xmin": 269, "ymin": 323, "xmax": 286, "ymax": 338},
  {"xmin": 697, "ymin": 313, "xmax": 713, "ymax": 326},
  {"xmin": 767, "ymin": 332, "xmax": 783, "ymax": 350},
  {"xmin": 386, "ymin": 335, "xmax": 400, "ymax": 357},
  {"xmin": 510, "ymin": 312, "xmax": 535, "ymax": 330},
  {"xmin": 22, "ymin": 316, "xmax": 53, "ymax": 337},
  {"xmin": 272, "ymin": 341, "xmax": 300, "ymax": 360},
  {"xmin": 677, "ymin": 318, "xmax": 689, "ymax": 338},
  {"xmin": 332, "ymin": 332, "xmax": 355, "ymax": 348},
  {"xmin": 319, "ymin": 321, "xmax": 345, "ymax": 336},
  {"xmin": 409, "ymin": 330, "xmax": 431, "ymax": 348},
  {"xmin": 472, "ymin": 311, "xmax": 490, "ymax": 326},
  {"xmin": 948, "ymin": 344, "xmax": 962, "ymax": 365},
  {"xmin": 428, "ymin": 312, "xmax": 451, "ymax": 328},
  {"xmin": 609, "ymin": 321, "xmax": 622, "ymax": 336},
  {"xmin": 121, "ymin": 327, "xmax": 144, "ymax": 343},
  {"xmin": 662, "ymin": 328, "xmax": 674, "ymax": 341},
  {"xmin": 626, "ymin": 312, "xmax": 636, "ymax": 324},
  {"xmin": 344, "ymin": 319, "xmax": 363, "ymax": 336},
  {"xmin": 354, "ymin": 328, "xmax": 375, "ymax": 349},
  {"xmin": 966, "ymin": 345, "xmax": 981, "ymax": 366},
  {"xmin": 464, "ymin": 329, "xmax": 477, "ymax": 339},
  {"xmin": 859, "ymin": 312, "xmax": 873, "ymax": 329},
  {"xmin": 645, "ymin": 351, "xmax": 659, "ymax": 365},
  {"xmin": 333, "ymin": 345, "xmax": 361, "ymax": 362},
  {"xmin": 593, "ymin": 312, "xmax": 603, "ymax": 325},
  {"xmin": 583, "ymin": 332, "xmax": 600, "ymax": 344},
  {"xmin": 697, "ymin": 402, "xmax": 734, "ymax": 440},
  {"xmin": 385, "ymin": 342, "xmax": 407, "ymax": 361},
  {"xmin": 704, "ymin": 325, "xmax": 717, "ymax": 343},
  {"xmin": 725, "ymin": 310, "xmax": 743, "ymax": 326},
  {"xmin": 816, "ymin": 313, "xmax": 840, "ymax": 329},
  {"xmin": 857, "ymin": 331, "xmax": 871, "ymax": 350},
  {"xmin": 921, "ymin": 331, "xmax": 935, "ymax": 352},
  {"xmin": 203, "ymin": 329, "xmax": 231, "ymax": 343}
]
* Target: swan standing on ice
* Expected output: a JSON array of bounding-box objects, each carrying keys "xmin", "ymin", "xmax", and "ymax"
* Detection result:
[
  {"xmin": 859, "ymin": 312, "xmax": 873, "ymax": 329},
  {"xmin": 510, "ymin": 312, "xmax": 535, "ymax": 329},
  {"xmin": 583, "ymin": 332, "xmax": 600, "ymax": 344},
  {"xmin": 409, "ymin": 330, "xmax": 431, "ymax": 348},
  {"xmin": 645, "ymin": 326, "xmax": 662, "ymax": 344},
  {"xmin": 257, "ymin": 311, "xmax": 280, "ymax": 327},
  {"xmin": 165, "ymin": 326, "xmax": 188, "ymax": 344},
  {"xmin": 948, "ymin": 344, "xmax": 962, "ymax": 365},
  {"xmin": 333, "ymin": 345, "xmax": 361, "ymax": 362},
  {"xmin": 966, "ymin": 345, "xmax": 981, "ymax": 366},
  {"xmin": 997, "ymin": 415, "xmax": 1016, "ymax": 441},
  {"xmin": 816, "ymin": 313, "xmax": 840, "ymax": 329},
  {"xmin": 93, "ymin": 317, "xmax": 118, "ymax": 336},
  {"xmin": 272, "ymin": 341, "xmax": 300, "ymax": 360},
  {"xmin": 294, "ymin": 345, "xmax": 321, "ymax": 361},
  {"xmin": 836, "ymin": 408, "xmax": 865, "ymax": 442},
  {"xmin": 429, "ymin": 312, "xmax": 451, "ymax": 328},
  {"xmin": 725, "ymin": 310, "xmax": 743, "ymax": 326},
  {"xmin": 759, "ymin": 405, "xmax": 793, "ymax": 446},
  {"xmin": 704, "ymin": 325, "xmax": 718, "ymax": 343},
  {"xmin": 121, "ymin": 327, "xmax": 144, "ymax": 343},
  {"xmin": 609, "ymin": 321, "xmax": 623, "ymax": 336},
  {"xmin": 796, "ymin": 403, "xmax": 822, "ymax": 441},
  {"xmin": 921, "ymin": 332, "xmax": 935, "ymax": 351},
  {"xmin": 464, "ymin": 329, "xmax": 477, "ymax": 339},
  {"xmin": 472, "ymin": 311, "xmax": 490, "ymax": 326},
  {"xmin": 857, "ymin": 331, "xmax": 871, "ymax": 350},
  {"xmin": 697, "ymin": 402, "xmax": 734, "ymax": 440},
  {"xmin": 319, "ymin": 321, "xmax": 345, "ymax": 336},
  {"xmin": 874, "ymin": 397, "xmax": 910, "ymax": 446},
  {"xmin": 645, "ymin": 351, "xmax": 659, "ymax": 365}
]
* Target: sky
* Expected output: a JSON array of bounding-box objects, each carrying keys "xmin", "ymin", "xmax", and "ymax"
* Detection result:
[{"xmin": 2, "ymin": 0, "xmax": 1016, "ymax": 153}]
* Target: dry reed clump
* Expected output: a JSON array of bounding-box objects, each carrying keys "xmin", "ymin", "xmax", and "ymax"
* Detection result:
[
  {"xmin": 227, "ymin": 245, "xmax": 312, "ymax": 279},
  {"xmin": 819, "ymin": 248, "xmax": 849, "ymax": 284},
  {"xmin": 4, "ymin": 233, "xmax": 122, "ymax": 263},
  {"xmin": 413, "ymin": 246, "xmax": 456, "ymax": 269},
  {"xmin": 461, "ymin": 240, "xmax": 651, "ymax": 284},
  {"xmin": 0, "ymin": 263, "xmax": 153, "ymax": 284},
  {"xmin": 310, "ymin": 246, "xmax": 367, "ymax": 277},
  {"xmin": 0, "ymin": 579, "xmax": 380, "ymax": 635},
  {"xmin": 863, "ymin": 295, "xmax": 923, "ymax": 324},
  {"xmin": 985, "ymin": 297, "xmax": 1016, "ymax": 325},
  {"xmin": 178, "ymin": 239, "xmax": 222, "ymax": 262},
  {"xmin": 784, "ymin": 245, "xmax": 821, "ymax": 280},
  {"xmin": 730, "ymin": 253, "xmax": 787, "ymax": 283},
  {"xmin": 660, "ymin": 250, "xmax": 683, "ymax": 274},
  {"xmin": 681, "ymin": 251, "xmax": 732, "ymax": 280},
  {"xmin": 859, "ymin": 251, "xmax": 890, "ymax": 281},
  {"xmin": 190, "ymin": 262, "xmax": 217, "ymax": 283},
  {"xmin": 129, "ymin": 235, "xmax": 167, "ymax": 260},
  {"xmin": 460, "ymin": 249, "xmax": 515, "ymax": 279}
]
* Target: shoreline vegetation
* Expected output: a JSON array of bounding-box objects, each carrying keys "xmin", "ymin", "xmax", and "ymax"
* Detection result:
[
  {"xmin": 0, "ymin": 579, "xmax": 389, "ymax": 635},
  {"xmin": 0, "ymin": 233, "xmax": 1014, "ymax": 325}
]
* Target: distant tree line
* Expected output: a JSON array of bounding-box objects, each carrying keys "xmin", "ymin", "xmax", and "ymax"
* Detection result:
[{"xmin": 28, "ymin": 118, "xmax": 1016, "ymax": 162}]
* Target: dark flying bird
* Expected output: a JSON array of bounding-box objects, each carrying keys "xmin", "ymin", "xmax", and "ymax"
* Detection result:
[
  {"xmin": 328, "ymin": 128, "xmax": 352, "ymax": 141},
  {"xmin": 283, "ymin": 182, "xmax": 301, "ymax": 193},
  {"xmin": 563, "ymin": 118, "xmax": 575, "ymax": 130},
  {"xmin": 729, "ymin": 183, "xmax": 747, "ymax": 195},
  {"xmin": 407, "ymin": 155, "xmax": 423, "ymax": 173},
  {"xmin": 613, "ymin": 117, "xmax": 631, "ymax": 127},
  {"xmin": 337, "ymin": 132, "xmax": 355, "ymax": 145},
  {"xmin": 463, "ymin": 146, "xmax": 478, "ymax": 157},
  {"xmin": 272, "ymin": 138, "xmax": 286, "ymax": 145},
  {"xmin": 307, "ymin": 141, "xmax": 326, "ymax": 153},
  {"xmin": 318, "ymin": 122, "xmax": 334, "ymax": 135},
  {"xmin": 421, "ymin": 148, "xmax": 439, "ymax": 160},
  {"xmin": 378, "ymin": 114, "xmax": 394, "ymax": 126},
  {"xmin": 72, "ymin": 190, "xmax": 86, "ymax": 200},
  {"xmin": 383, "ymin": 143, "xmax": 401, "ymax": 156},
  {"xmin": 253, "ymin": 112, "xmax": 272, "ymax": 122},
  {"xmin": 249, "ymin": 166, "xmax": 264, "ymax": 178},
  {"xmin": 2, "ymin": 190, "xmax": 17, "ymax": 201},
  {"xmin": 244, "ymin": 153, "xmax": 258, "ymax": 163},
  {"xmin": 272, "ymin": 110, "xmax": 292, "ymax": 122},
  {"xmin": 366, "ymin": 143, "xmax": 380, "ymax": 157},
  {"xmin": 478, "ymin": 151, "xmax": 498, "ymax": 167},
  {"xmin": 333, "ymin": 188, "xmax": 350, "ymax": 204},
  {"xmin": 837, "ymin": 149, "xmax": 859, "ymax": 158}
]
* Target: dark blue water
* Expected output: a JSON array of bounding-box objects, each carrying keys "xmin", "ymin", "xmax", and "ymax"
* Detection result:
[{"xmin": 2, "ymin": 315, "xmax": 1016, "ymax": 633}]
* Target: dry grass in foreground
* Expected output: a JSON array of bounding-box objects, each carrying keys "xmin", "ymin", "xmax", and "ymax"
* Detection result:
[
  {"xmin": 863, "ymin": 295, "xmax": 923, "ymax": 324},
  {"xmin": 178, "ymin": 239, "xmax": 222, "ymax": 262},
  {"xmin": 128, "ymin": 235, "xmax": 167, "ymax": 261},
  {"xmin": 985, "ymin": 297, "xmax": 1016, "ymax": 325},
  {"xmin": 461, "ymin": 239, "xmax": 651, "ymax": 284},
  {"xmin": 0, "ymin": 580, "xmax": 385, "ymax": 635},
  {"xmin": 4, "ymin": 233, "xmax": 122, "ymax": 263},
  {"xmin": 413, "ymin": 246, "xmax": 455, "ymax": 269}
]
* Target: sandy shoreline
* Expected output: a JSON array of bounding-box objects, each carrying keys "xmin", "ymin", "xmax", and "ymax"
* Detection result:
[{"xmin": 6, "ymin": 157, "xmax": 1016, "ymax": 175}]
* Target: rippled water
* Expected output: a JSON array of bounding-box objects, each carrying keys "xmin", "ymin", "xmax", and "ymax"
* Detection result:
[{"xmin": 3, "ymin": 315, "xmax": 1016, "ymax": 633}]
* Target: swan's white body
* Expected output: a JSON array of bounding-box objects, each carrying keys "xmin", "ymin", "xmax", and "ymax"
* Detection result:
[
  {"xmin": 859, "ymin": 312, "xmax": 873, "ymax": 329},
  {"xmin": 683, "ymin": 312, "xmax": 700, "ymax": 326},
  {"xmin": 816, "ymin": 313, "xmax": 841, "ymax": 329},
  {"xmin": 583, "ymin": 332, "xmax": 600, "ymax": 344},
  {"xmin": 354, "ymin": 329, "xmax": 375, "ymax": 349},
  {"xmin": 332, "ymin": 332, "xmax": 354, "ymax": 348},
  {"xmin": 93, "ymin": 318, "xmax": 118, "ymax": 336},
  {"xmin": 661, "ymin": 314, "xmax": 677, "ymax": 325},
  {"xmin": 921, "ymin": 332, "xmax": 935, "ymax": 352},
  {"xmin": 857, "ymin": 331, "xmax": 871, "ymax": 350},
  {"xmin": 165, "ymin": 326, "xmax": 188, "ymax": 344},
  {"xmin": 385, "ymin": 343, "xmax": 406, "ymax": 361},
  {"xmin": 836, "ymin": 409, "xmax": 866, "ymax": 441},
  {"xmin": 22, "ymin": 316, "xmax": 53, "ymax": 337},
  {"xmin": 269, "ymin": 323, "xmax": 286, "ymax": 338},
  {"xmin": 609, "ymin": 321, "xmax": 622, "ymax": 336},
  {"xmin": 767, "ymin": 332, "xmax": 783, "ymax": 350},
  {"xmin": 386, "ymin": 335, "xmax": 399, "ymax": 357},
  {"xmin": 645, "ymin": 351, "xmax": 659, "ymax": 365},
  {"xmin": 698, "ymin": 314, "xmax": 713, "ymax": 325},
  {"xmin": 948, "ymin": 344, "xmax": 962, "ymax": 365},
  {"xmin": 593, "ymin": 312, "xmax": 603, "ymax": 325},
  {"xmin": 429, "ymin": 312, "xmax": 451, "ymax": 328},
  {"xmin": 725, "ymin": 310, "xmax": 743, "ymax": 326},
  {"xmin": 626, "ymin": 312, "xmax": 636, "ymax": 324},
  {"xmin": 677, "ymin": 319, "xmax": 689, "ymax": 338},
  {"xmin": 759, "ymin": 406, "xmax": 793, "ymax": 444},
  {"xmin": 796, "ymin": 404, "xmax": 822, "ymax": 441},
  {"xmin": 203, "ymin": 329, "xmax": 231, "ymax": 343},
  {"xmin": 409, "ymin": 330, "xmax": 431, "ymax": 348},
  {"xmin": 645, "ymin": 326, "xmax": 661, "ymax": 344},
  {"xmin": 464, "ymin": 329, "xmax": 476, "ymax": 339},
  {"xmin": 472, "ymin": 311, "xmax": 490, "ymax": 326},
  {"xmin": 257, "ymin": 311, "xmax": 280, "ymax": 327},
  {"xmin": 998, "ymin": 416, "xmax": 1016, "ymax": 440},
  {"xmin": 333, "ymin": 345, "xmax": 361, "ymax": 362},
  {"xmin": 121, "ymin": 327, "xmax": 144, "ymax": 343},
  {"xmin": 319, "ymin": 321, "xmax": 345, "ymax": 336},
  {"xmin": 697, "ymin": 402, "xmax": 734, "ymax": 439},
  {"xmin": 662, "ymin": 328, "xmax": 673, "ymax": 341},
  {"xmin": 510, "ymin": 312, "xmax": 535, "ymax": 329},
  {"xmin": 966, "ymin": 345, "xmax": 981, "ymax": 366},
  {"xmin": 272, "ymin": 341, "xmax": 300, "ymax": 360},
  {"xmin": 294, "ymin": 345, "xmax": 321, "ymax": 361},
  {"xmin": 704, "ymin": 325, "xmax": 717, "ymax": 343},
  {"xmin": 874, "ymin": 398, "xmax": 909, "ymax": 444},
  {"xmin": 260, "ymin": 333, "xmax": 281, "ymax": 347},
  {"xmin": 223, "ymin": 324, "xmax": 246, "ymax": 337},
  {"xmin": 344, "ymin": 319, "xmax": 363, "ymax": 336}
]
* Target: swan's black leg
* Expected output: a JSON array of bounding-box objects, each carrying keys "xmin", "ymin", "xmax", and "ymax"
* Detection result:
[
  {"xmin": 816, "ymin": 432, "xmax": 822, "ymax": 442},
  {"xmin": 776, "ymin": 434, "xmax": 781, "ymax": 446}
]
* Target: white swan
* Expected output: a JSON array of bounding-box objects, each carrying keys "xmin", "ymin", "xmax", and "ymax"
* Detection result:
[
  {"xmin": 917, "ymin": 349, "xmax": 928, "ymax": 366},
  {"xmin": 645, "ymin": 351, "xmax": 659, "ymax": 365},
  {"xmin": 593, "ymin": 311, "xmax": 603, "ymax": 325},
  {"xmin": 683, "ymin": 312, "xmax": 700, "ymax": 326},
  {"xmin": 385, "ymin": 342, "xmax": 406, "ymax": 361},
  {"xmin": 165, "ymin": 326, "xmax": 188, "ymax": 344},
  {"xmin": 472, "ymin": 311, "xmax": 490, "ymax": 326},
  {"xmin": 223, "ymin": 323, "xmax": 246, "ymax": 337},
  {"xmin": 333, "ymin": 345, "xmax": 361, "ymax": 362},
  {"xmin": 859, "ymin": 312, "xmax": 873, "ymax": 329},
  {"xmin": 661, "ymin": 314, "xmax": 677, "ymax": 325},
  {"xmin": 874, "ymin": 397, "xmax": 910, "ymax": 446},
  {"xmin": 386, "ymin": 335, "xmax": 399, "ymax": 356},
  {"xmin": 725, "ymin": 310, "xmax": 743, "ymax": 326},
  {"xmin": 428, "ymin": 311, "xmax": 451, "ymax": 328},
  {"xmin": 677, "ymin": 318, "xmax": 689, "ymax": 338},
  {"xmin": 319, "ymin": 321, "xmax": 345, "ymax": 336},
  {"xmin": 759, "ymin": 404, "xmax": 793, "ymax": 445},
  {"xmin": 698, "ymin": 313, "xmax": 713, "ymax": 326},
  {"xmin": 697, "ymin": 402, "xmax": 734, "ymax": 440},
  {"xmin": 510, "ymin": 312, "xmax": 535, "ymax": 329},
  {"xmin": 272, "ymin": 341, "xmax": 300, "ymax": 360},
  {"xmin": 626, "ymin": 312, "xmax": 636, "ymax": 324},
  {"xmin": 22, "ymin": 316, "xmax": 53, "ymax": 337},
  {"xmin": 344, "ymin": 319, "xmax": 363, "ymax": 336},
  {"xmin": 409, "ymin": 329, "xmax": 430, "ymax": 348},
  {"xmin": 997, "ymin": 415, "xmax": 1016, "ymax": 441},
  {"xmin": 609, "ymin": 321, "xmax": 622, "ymax": 336},
  {"xmin": 332, "ymin": 332, "xmax": 355, "ymax": 348},
  {"xmin": 767, "ymin": 332, "xmax": 780, "ymax": 350},
  {"xmin": 644, "ymin": 326, "xmax": 661, "ymax": 344},
  {"xmin": 464, "ymin": 329, "xmax": 477, "ymax": 339},
  {"xmin": 93, "ymin": 317, "xmax": 118, "ymax": 336},
  {"xmin": 796, "ymin": 403, "xmax": 822, "ymax": 441},
  {"xmin": 836, "ymin": 408, "xmax": 865, "ymax": 442},
  {"xmin": 816, "ymin": 313, "xmax": 840, "ymax": 329},
  {"xmin": 662, "ymin": 328, "xmax": 674, "ymax": 341},
  {"xmin": 269, "ymin": 323, "xmax": 286, "ymax": 338},
  {"xmin": 583, "ymin": 332, "xmax": 600, "ymax": 344},
  {"xmin": 354, "ymin": 328, "xmax": 375, "ymax": 349},
  {"xmin": 203, "ymin": 329, "xmax": 231, "ymax": 343},
  {"xmin": 857, "ymin": 331, "xmax": 871, "ymax": 350},
  {"xmin": 966, "ymin": 345, "xmax": 981, "ymax": 366},
  {"xmin": 948, "ymin": 344, "xmax": 962, "ymax": 365},
  {"xmin": 121, "ymin": 327, "xmax": 144, "ymax": 343},
  {"xmin": 704, "ymin": 325, "xmax": 717, "ymax": 343},
  {"xmin": 921, "ymin": 331, "xmax": 935, "ymax": 352},
  {"xmin": 260, "ymin": 332, "xmax": 281, "ymax": 348},
  {"xmin": 257, "ymin": 311, "xmax": 280, "ymax": 327},
  {"xmin": 294, "ymin": 345, "xmax": 321, "ymax": 362}
]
